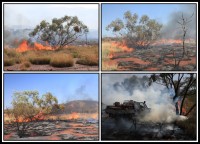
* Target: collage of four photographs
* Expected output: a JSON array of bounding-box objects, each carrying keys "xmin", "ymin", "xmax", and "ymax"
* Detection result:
[{"xmin": 2, "ymin": 2, "xmax": 197, "ymax": 142}]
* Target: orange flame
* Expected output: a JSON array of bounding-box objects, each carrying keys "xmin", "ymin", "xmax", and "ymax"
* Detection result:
[
  {"xmin": 14, "ymin": 111, "xmax": 45, "ymax": 123},
  {"xmin": 178, "ymin": 100, "xmax": 187, "ymax": 115},
  {"xmin": 16, "ymin": 40, "xmax": 54, "ymax": 52},
  {"xmin": 153, "ymin": 39, "xmax": 183, "ymax": 46},
  {"xmin": 108, "ymin": 41, "xmax": 133, "ymax": 59},
  {"xmin": 69, "ymin": 112, "xmax": 79, "ymax": 120},
  {"xmin": 16, "ymin": 40, "xmax": 29, "ymax": 52}
]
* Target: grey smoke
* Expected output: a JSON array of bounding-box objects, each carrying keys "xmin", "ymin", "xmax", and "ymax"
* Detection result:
[
  {"xmin": 102, "ymin": 74, "xmax": 186, "ymax": 123},
  {"xmin": 71, "ymin": 85, "xmax": 93, "ymax": 101},
  {"xmin": 161, "ymin": 4, "xmax": 196, "ymax": 39}
]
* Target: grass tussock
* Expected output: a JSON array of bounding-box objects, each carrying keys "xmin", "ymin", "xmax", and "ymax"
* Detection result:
[
  {"xmin": 4, "ymin": 58, "xmax": 15, "ymax": 66},
  {"xmin": 19, "ymin": 61, "xmax": 31, "ymax": 70},
  {"xmin": 29, "ymin": 55, "xmax": 51, "ymax": 65},
  {"xmin": 50, "ymin": 53, "xmax": 74, "ymax": 67},
  {"xmin": 76, "ymin": 54, "xmax": 98, "ymax": 66}
]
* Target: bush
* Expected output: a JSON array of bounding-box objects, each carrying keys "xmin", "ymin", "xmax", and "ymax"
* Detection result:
[
  {"xmin": 20, "ymin": 61, "xmax": 31, "ymax": 70},
  {"xmin": 76, "ymin": 54, "xmax": 98, "ymax": 66},
  {"xmin": 29, "ymin": 56, "xmax": 50, "ymax": 65},
  {"xmin": 4, "ymin": 58, "xmax": 15, "ymax": 66},
  {"xmin": 50, "ymin": 54, "xmax": 74, "ymax": 67}
]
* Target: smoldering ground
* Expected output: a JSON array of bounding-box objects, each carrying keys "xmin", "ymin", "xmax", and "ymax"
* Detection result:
[{"xmin": 102, "ymin": 74, "xmax": 190, "ymax": 140}]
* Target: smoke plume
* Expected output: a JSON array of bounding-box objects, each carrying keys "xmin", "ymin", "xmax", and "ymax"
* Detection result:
[
  {"xmin": 161, "ymin": 4, "xmax": 196, "ymax": 39},
  {"xmin": 102, "ymin": 74, "xmax": 186, "ymax": 123}
]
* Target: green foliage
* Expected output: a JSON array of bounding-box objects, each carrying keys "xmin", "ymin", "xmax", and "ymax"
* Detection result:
[
  {"xmin": 29, "ymin": 15, "xmax": 89, "ymax": 48},
  {"xmin": 11, "ymin": 90, "xmax": 59, "ymax": 121},
  {"xmin": 106, "ymin": 11, "xmax": 162, "ymax": 49}
]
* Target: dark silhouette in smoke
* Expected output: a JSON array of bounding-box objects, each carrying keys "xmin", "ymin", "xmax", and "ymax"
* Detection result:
[{"xmin": 161, "ymin": 4, "xmax": 196, "ymax": 39}]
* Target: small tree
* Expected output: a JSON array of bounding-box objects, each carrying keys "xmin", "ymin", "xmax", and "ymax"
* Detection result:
[
  {"xmin": 29, "ymin": 15, "xmax": 89, "ymax": 49},
  {"xmin": 106, "ymin": 11, "xmax": 162, "ymax": 49},
  {"xmin": 11, "ymin": 90, "xmax": 59, "ymax": 138},
  {"xmin": 177, "ymin": 13, "xmax": 194, "ymax": 57}
]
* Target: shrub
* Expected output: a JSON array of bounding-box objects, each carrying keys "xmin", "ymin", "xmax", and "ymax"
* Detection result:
[
  {"xmin": 76, "ymin": 54, "xmax": 98, "ymax": 66},
  {"xmin": 29, "ymin": 56, "xmax": 50, "ymax": 65},
  {"xmin": 50, "ymin": 54, "xmax": 74, "ymax": 67},
  {"xmin": 4, "ymin": 59, "xmax": 15, "ymax": 66}
]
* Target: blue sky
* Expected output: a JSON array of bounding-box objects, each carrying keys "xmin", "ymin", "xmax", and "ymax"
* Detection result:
[
  {"xmin": 102, "ymin": 3, "xmax": 195, "ymax": 37},
  {"xmin": 4, "ymin": 4, "xmax": 98, "ymax": 30},
  {"xmin": 4, "ymin": 74, "xmax": 99, "ymax": 108}
]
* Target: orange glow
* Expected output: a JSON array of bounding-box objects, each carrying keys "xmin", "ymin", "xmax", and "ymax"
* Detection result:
[
  {"xmin": 16, "ymin": 40, "xmax": 54, "ymax": 52},
  {"xmin": 178, "ymin": 100, "xmax": 187, "ymax": 115},
  {"xmin": 14, "ymin": 111, "xmax": 45, "ymax": 123},
  {"xmin": 69, "ymin": 112, "xmax": 79, "ymax": 120},
  {"xmin": 153, "ymin": 39, "xmax": 194, "ymax": 45},
  {"xmin": 108, "ymin": 41, "xmax": 133, "ymax": 59},
  {"xmin": 16, "ymin": 40, "xmax": 29, "ymax": 52}
]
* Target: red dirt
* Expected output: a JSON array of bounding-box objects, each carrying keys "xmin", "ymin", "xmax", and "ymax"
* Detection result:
[
  {"xmin": 116, "ymin": 57, "xmax": 151, "ymax": 65},
  {"xmin": 4, "ymin": 132, "xmax": 14, "ymax": 140},
  {"xmin": 179, "ymin": 56, "xmax": 196, "ymax": 66},
  {"xmin": 145, "ymin": 67, "xmax": 159, "ymax": 71},
  {"xmin": 164, "ymin": 56, "xmax": 196, "ymax": 66}
]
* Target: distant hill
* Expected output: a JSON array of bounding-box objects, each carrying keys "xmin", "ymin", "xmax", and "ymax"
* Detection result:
[{"xmin": 54, "ymin": 100, "xmax": 98, "ymax": 114}]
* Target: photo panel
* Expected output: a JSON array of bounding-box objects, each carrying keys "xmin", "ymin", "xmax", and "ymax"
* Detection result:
[
  {"xmin": 101, "ymin": 73, "xmax": 197, "ymax": 141},
  {"xmin": 3, "ymin": 3, "xmax": 99, "ymax": 71},
  {"xmin": 101, "ymin": 3, "xmax": 197, "ymax": 71},
  {"xmin": 3, "ymin": 73, "xmax": 99, "ymax": 141}
]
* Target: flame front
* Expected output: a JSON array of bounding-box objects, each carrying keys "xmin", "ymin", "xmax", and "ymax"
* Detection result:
[
  {"xmin": 69, "ymin": 112, "xmax": 79, "ymax": 120},
  {"xmin": 16, "ymin": 40, "xmax": 29, "ymax": 52},
  {"xmin": 16, "ymin": 40, "xmax": 54, "ymax": 52}
]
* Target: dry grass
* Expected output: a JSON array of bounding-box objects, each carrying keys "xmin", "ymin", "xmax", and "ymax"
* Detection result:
[
  {"xmin": 29, "ymin": 56, "xmax": 51, "ymax": 65},
  {"xmin": 46, "ymin": 113, "xmax": 98, "ymax": 121},
  {"xmin": 102, "ymin": 61, "xmax": 118, "ymax": 71},
  {"xmin": 4, "ymin": 58, "xmax": 15, "ymax": 66},
  {"xmin": 4, "ymin": 44, "xmax": 99, "ymax": 68},
  {"xmin": 76, "ymin": 54, "xmax": 98, "ymax": 66},
  {"xmin": 19, "ymin": 61, "xmax": 31, "ymax": 70},
  {"xmin": 50, "ymin": 53, "xmax": 74, "ymax": 67}
]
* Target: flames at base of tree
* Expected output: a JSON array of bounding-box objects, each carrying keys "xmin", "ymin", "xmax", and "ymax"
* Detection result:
[
  {"xmin": 14, "ymin": 111, "xmax": 45, "ymax": 123},
  {"xmin": 16, "ymin": 40, "xmax": 54, "ymax": 52}
]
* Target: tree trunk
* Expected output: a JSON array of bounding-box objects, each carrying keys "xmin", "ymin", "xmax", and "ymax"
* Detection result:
[{"xmin": 185, "ymin": 103, "xmax": 196, "ymax": 116}]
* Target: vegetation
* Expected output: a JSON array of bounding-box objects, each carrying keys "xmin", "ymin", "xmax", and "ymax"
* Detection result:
[
  {"xmin": 29, "ymin": 15, "xmax": 89, "ymax": 49},
  {"xmin": 7, "ymin": 90, "xmax": 60, "ymax": 138},
  {"xmin": 50, "ymin": 53, "xmax": 74, "ymax": 67},
  {"xmin": 106, "ymin": 11, "xmax": 162, "ymax": 49},
  {"xmin": 76, "ymin": 54, "xmax": 98, "ymax": 66},
  {"xmin": 4, "ymin": 44, "xmax": 98, "ymax": 69},
  {"xmin": 149, "ymin": 73, "xmax": 196, "ymax": 116}
]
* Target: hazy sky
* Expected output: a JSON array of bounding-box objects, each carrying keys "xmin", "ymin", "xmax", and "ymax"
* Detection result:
[
  {"xmin": 102, "ymin": 3, "xmax": 196, "ymax": 37},
  {"xmin": 4, "ymin": 4, "xmax": 98, "ymax": 30},
  {"xmin": 4, "ymin": 74, "xmax": 98, "ymax": 108}
]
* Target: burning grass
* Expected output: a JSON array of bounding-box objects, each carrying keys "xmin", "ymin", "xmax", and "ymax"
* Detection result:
[
  {"xmin": 102, "ymin": 39, "xmax": 196, "ymax": 71},
  {"xmin": 4, "ymin": 41, "xmax": 99, "ymax": 70},
  {"xmin": 50, "ymin": 54, "xmax": 74, "ymax": 67}
]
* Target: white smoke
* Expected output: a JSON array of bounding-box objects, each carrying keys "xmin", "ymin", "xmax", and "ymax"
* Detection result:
[{"xmin": 102, "ymin": 74, "xmax": 187, "ymax": 123}]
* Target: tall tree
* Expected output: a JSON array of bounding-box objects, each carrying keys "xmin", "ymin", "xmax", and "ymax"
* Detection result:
[
  {"xmin": 29, "ymin": 15, "xmax": 89, "ymax": 49},
  {"xmin": 106, "ymin": 11, "xmax": 162, "ymax": 49}
]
